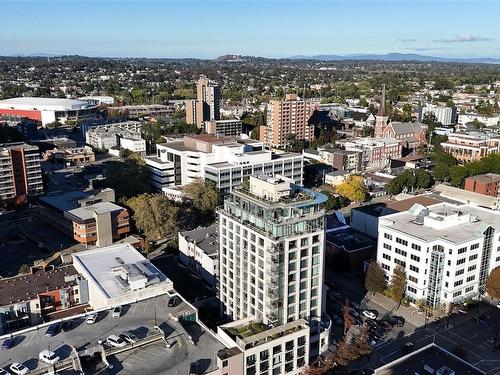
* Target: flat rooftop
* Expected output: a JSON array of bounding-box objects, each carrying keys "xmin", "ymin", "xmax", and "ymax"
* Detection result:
[
  {"xmin": 375, "ymin": 344, "xmax": 485, "ymax": 375},
  {"xmin": 72, "ymin": 243, "xmax": 171, "ymax": 299},
  {"xmin": 0, "ymin": 265, "xmax": 78, "ymax": 306},
  {"xmin": 381, "ymin": 202, "xmax": 500, "ymax": 244},
  {"xmin": 326, "ymin": 228, "xmax": 375, "ymax": 252},
  {"xmin": 466, "ymin": 173, "xmax": 500, "ymax": 183},
  {"xmin": 67, "ymin": 201, "xmax": 125, "ymax": 220},
  {"xmin": 352, "ymin": 196, "xmax": 443, "ymax": 218},
  {"xmin": 38, "ymin": 190, "xmax": 91, "ymax": 212},
  {"xmin": 0, "ymin": 97, "xmax": 94, "ymax": 110}
]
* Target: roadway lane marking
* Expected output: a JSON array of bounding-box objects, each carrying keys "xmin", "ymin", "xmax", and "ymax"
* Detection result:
[
  {"xmin": 25, "ymin": 331, "xmax": 36, "ymax": 346},
  {"xmin": 143, "ymin": 299, "xmax": 149, "ymax": 313},
  {"xmin": 447, "ymin": 331, "xmax": 492, "ymax": 356},
  {"xmin": 139, "ymin": 349, "xmax": 162, "ymax": 358},
  {"xmin": 436, "ymin": 334, "xmax": 484, "ymax": 363},
  {"xmin": 471, "ymin": 333, "xmax": 480, "ymax": 338},
  {"xmin": 131, "ymin": 303, "xmax": 138, "ymax": 317}
]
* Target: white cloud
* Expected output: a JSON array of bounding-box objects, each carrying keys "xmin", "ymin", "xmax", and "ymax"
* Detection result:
[{"xmin": 434, "ymin": 34, "xmax": 493, "ymax": 43}]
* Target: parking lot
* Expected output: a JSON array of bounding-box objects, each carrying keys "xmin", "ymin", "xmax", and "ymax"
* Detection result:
[{"xmin": 0, "ymin": 295, "xmax": 223, "ymax": 374}]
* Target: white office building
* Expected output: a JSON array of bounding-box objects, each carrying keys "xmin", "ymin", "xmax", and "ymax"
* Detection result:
[
  {"xmin": 377, "ymin": 202, "xmax": 500, "ymax": 308},
  {"xmin": 419, "ymin": 104, "xmax": 457, "ymax": 125},
  {"xmin": 85, "ymin": 122, "xmax": 145, "ymax": 152},
  {"xmin": 218, "ymin": 175, "xmax": 331, "ymax": 361},
  {"xmin": 145, "ymin": 134, "xmax": 303, "ymax": 194}
]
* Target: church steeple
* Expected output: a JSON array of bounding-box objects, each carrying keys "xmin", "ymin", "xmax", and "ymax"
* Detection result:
[
  {"xmin": 374, "ymin": 84, "xmax": 389, "ymax": 138},
  {"xmin": 377, "ymin": 84, "xmax": 388, "ymax": 117}
]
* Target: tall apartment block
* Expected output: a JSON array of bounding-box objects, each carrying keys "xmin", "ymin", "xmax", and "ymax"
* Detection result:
[
  {"xmin": 377, "ymin": 202, "xmax": 500, "ymax": 309},
  {"xmin": 261, "ymin": 94, "xmax": 315, "ymax": 147},
  {"xmin": 186, "ymin": 75, "xmax": 221, "ymax": 127},
  {"xmin": 217, "ymin": 175, "xmax": 331, "ymax": 374},
  {"xmin": 0, "ymin": 142, "xmax": 43, "ymax": 201}
]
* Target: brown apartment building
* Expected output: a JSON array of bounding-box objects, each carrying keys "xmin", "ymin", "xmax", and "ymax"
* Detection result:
[
  {"xmin": 186, "ymin": 75, "xmax": 221, "ymax": 127},
  {"xmin": 65, "ymin": 201, "xmax": 129, "ymax": 247},
  {"xmin": 0, "ymin": 142, "xmax": 43, "ymax": 201},
  {"xmin": 464, "ymin": 173, "xmax": 500, "ymax": 197},
  {"xmin": 261, "ymin": 94, "xmax": 315, "ymax": 147}
]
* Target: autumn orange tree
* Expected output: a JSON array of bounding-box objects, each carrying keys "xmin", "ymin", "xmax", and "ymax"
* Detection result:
[
  {"xmin": 336, "ymin": 175, "xmax": 369, "ymax": 203},
  {"xmin": 486, "ymin": 266, "xmax": 500, "ymax": 299}
]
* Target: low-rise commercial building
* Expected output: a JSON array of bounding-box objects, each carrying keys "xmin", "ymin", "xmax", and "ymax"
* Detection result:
[
  {"xmin": 458, "ymin": 113, "xmax": 500, "ymax": 127},
  {"xmin": 464, "ymin": 173, "xmax": 500, "ymax": 197},
  {"xmin": 377, "ymin": 202, "xmax": 500, "ymax": 308},
  {"xmin": 107, "ymin": 104, "xmax": 176, "ymax": 119},
  {"xmin": 44, "ymin": 146, "xmax": 95, "ymax": 166},
  {"xmin": 85, "ymin": 122, "xmax": 145, "ymax": 153},
  {"xmin": 303, "ymin": 147, "xmax": 362, "ymax": 173},
  {"xmin": 441, "ymin": 132, "xmax": 500, "ymax": 162},
  {"xmin": 38, "ymin": 188, "xmax": 128, "ymax": 247},
  {"xmin": 145, "ymin": 134, "xmax": 303, "ymax": 194},
  {"xmin": 72, "ymin": 243, "xmax": 174, "ymax": 309},
  {"xmin": 0, "ymin": 142, "xmax": 43, "ymax": 201},
  {"xmin": 0, "ymin": 97, "xmax": 97, "ymax": 126},
  {"xmin": 178, "ymin": 224, "xmax": 218, "ymax": 287},
  {"xmin": 65, "ymin": 201, "xmax": 130, "ymax": 247}
]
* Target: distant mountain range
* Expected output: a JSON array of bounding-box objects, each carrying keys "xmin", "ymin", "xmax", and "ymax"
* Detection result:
[{"xmin": 287, "ymin": 53, "xmax": 500, "ymax": 64}]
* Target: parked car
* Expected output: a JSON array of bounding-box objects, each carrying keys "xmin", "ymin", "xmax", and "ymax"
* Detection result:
[
  {"xmin": 388, "ymin": 316, "xmax": 405, "ymax": 327},
  {"xmin": 168, "ymin": 296, "xmax": 180, "ymax": 307},
  {"xmin": 45, "ymin": 323, "xmax": 61, "ymax": 337},
  {"xmin": 61, "ymin": 320, "xmax": 74, "ymax": 332},
  {"xmin": 39, "ymin": 350, "xmax": 60, "ymax": 365},
  {"xmin": 402, "ymin": 342, "xmax": 414, "ymax": 355},
  {"xmin": 112, "ymin": 306, "xmax": 123, "ymax": 318},
  {"xmin": 189, "ymin": 361, "xmax": 200, "ymax": 375},
  {"xmin": 0, "ymin": 368, "xmax": 11, "ymax": 375},
  {"xmin": 9, "ymin": 363, "xmax": 28, "ymax": 375},
  {"xmin": 378, "ymin": 320, "xmax": 393, "ymax": 330},
  {"xmin": 106, "ymin": 335, "xmax": 126, "ymax": 348},
  {"xmin": 86, "ymin": 313, "xmax": 98, "ymax": 324},
  {"xmin": 363, "ymin": 310, "xmax": 377, "ymax": 320},
  {"xmin": 1, "ymin": 338, "xmax": 14, "ymax": 350},
  {"xmin": 497, "ymin": 301, "xmax": 500, "ymax": 309},
  {"xmin": 120, "ymin": 331, "xmax": 138, "ymax": 344}
]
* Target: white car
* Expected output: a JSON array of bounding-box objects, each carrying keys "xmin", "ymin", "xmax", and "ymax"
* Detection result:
[
  {"xmin": 112, "ymin": 306, "xmax": 123, "ymax": 318},
  {"xmin": 106, "ymin": 335, "xmax": 126, "ymax": 348},
  {"xmin": 0, "ymin": 368, "xmax": 11, "ymax": 375},
  {"xmin": 9, "ymin": 363, "xmax": 28, "ymax": 375},
  {"xmin": 86, "ymin": 312, "xmax": 98, "ymax": 324},
  {"xmin": 39, "ymin": 350, "xmax": 60, "ymax": 365},
  {"xmin": 363, "ymin": 310, "xmax": 377, "ymax": 320},
  {"xmin": 497, "ymin": 301, "xmax": 500, "ymax": 309},
  {"xmin": 120, "ymin": 331, "xmax": 138, "ymax": 344}
]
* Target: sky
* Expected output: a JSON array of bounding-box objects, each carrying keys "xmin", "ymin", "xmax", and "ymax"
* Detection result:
[{"xmin": 1, "ymin": 0, "xmax": 500, "ymax": 59}]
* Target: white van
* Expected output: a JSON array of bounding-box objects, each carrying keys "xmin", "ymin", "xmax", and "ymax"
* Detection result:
[{"xmin": 39, "ymin": 350, "xmax": 60, "ymax": 365}]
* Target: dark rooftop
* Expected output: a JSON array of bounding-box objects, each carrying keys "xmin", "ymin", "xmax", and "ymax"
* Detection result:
[
  {"xmin": 374, "ymin": 344, "xmax": 485, "ymax": 375},
  {"xmin": 0, "ymin": 265, "xmax": 78, "ymax": 306},
  {"xmin": 326, "ymin": 228, "xmax": 375, "ymax": 253},
  {"xmin": 180, "ymin": 223, "xmax": 219, "ymax": 256}
]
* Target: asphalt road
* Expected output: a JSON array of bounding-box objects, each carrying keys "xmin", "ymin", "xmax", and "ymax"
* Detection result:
[{"xmin": 0, "ymin": 295, "xmax": 222, "ymax": 374}]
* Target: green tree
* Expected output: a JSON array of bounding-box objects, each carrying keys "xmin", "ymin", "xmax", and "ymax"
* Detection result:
[
  {"xmin": 432, "ymin": 162, "xmax": 450, "ymax": 182},
  {"xmin": 415, "ymin": 168, "xmax": 432, "ymax": 189},
  {"xmin": 485, "ymin": 267, "xmax": 500, "ymax": 300},
  {"xmin": 250, "ymin": 126, "xmax": 260, "ymax": 140},
  {"xmin": 0, "ymin": 124, "xmax": 25, "ymax": 143},
  {"xmin": 127, "ymin": 193, "xmax": 179, "ymax": 240},
  {"xmin": 0, "ymin": 197, "xmax": 5, "ymax": 212},
  {"xmin": 449, "ymin": 165, "xmax": 468, "ymax": 187},
  {"xmin": 105, "ymin": 158, "xmax": 152, "ymax": 200},
  {"xmin": 365, "ymin": 262, "xmax": 387, "ymax": 295},
  {"xmin": 388, "ymin": 265, "xmax": 406, "ymax": 308},
  {"xmin": 183, "ymin": 178, "xmax": 220, "ymax": 212},
  {"xmin": 358, "ymin": 97, "xmax": 368, "ymax": 107},
  {"xmin": 336, "ymin": 175, "xmax": 368, "ymax": 203},
  {"xmin": 469, "ymin": 118, "xmax": 486, "ymax": 129}
]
